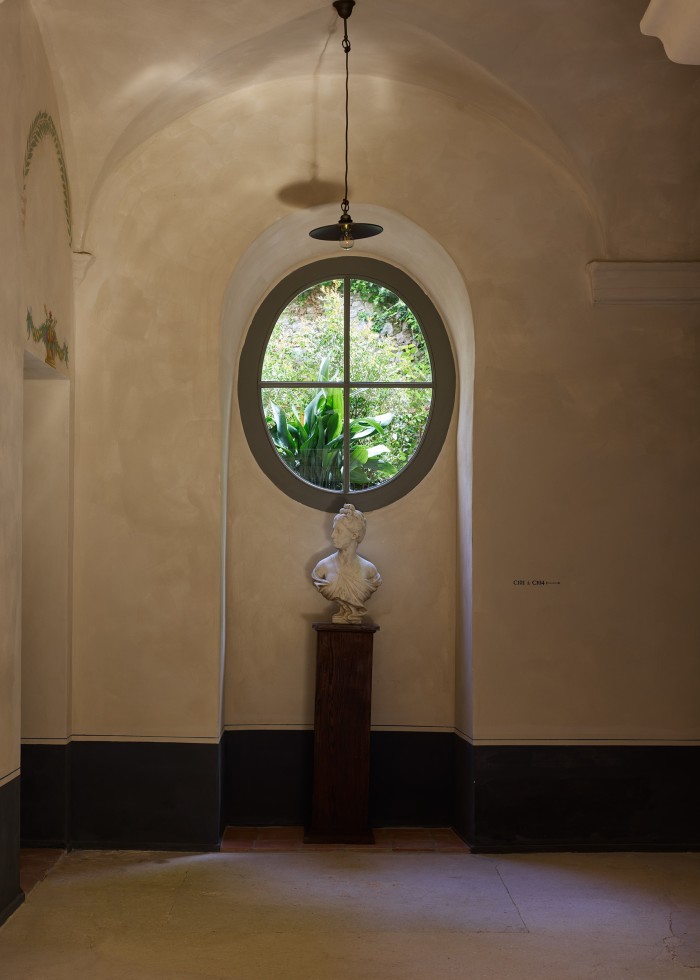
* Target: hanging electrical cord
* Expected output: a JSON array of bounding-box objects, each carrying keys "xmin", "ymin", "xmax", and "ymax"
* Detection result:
[{"xmin": 309, "ymin": 0, "xmax": 383, "ymax": 249}]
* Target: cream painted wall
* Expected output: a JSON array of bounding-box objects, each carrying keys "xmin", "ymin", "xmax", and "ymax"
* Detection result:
[
  {"xmin": 0, "ymin": 0, "xmax": 24, "ymax": 786},
  {"xmin": 226, "ymin": 404, "xmax": 458, "ymax": 734},
  {"xmin": 18, "ymin": 0, "xmax": 75, "ymax": 751},
  {"xmin": 471, "ymin": 297, "xmax": 700, "ymax": 742},
  {"xmin": 71, "ymin": 40, "xmax": 700, "ymax": 746},
  {"xmin": 74, "ymin": 78, "xmax": 471, "ymax": 741},
  {"xmin": 22, "ymin": 380, "xmax": 71, "ymax": 741},
  {"xmin": 69, "ymin": 254, "xmax": 222, "ymax": 739},
  {"xmin": 219, "ymin": 205, "xmax": 472, "ymax": 735},
  {"xmin": 0, "ymin": 0, "xmax": 72, "ymax": 781},
  {"xmin": 70, "ymin": 171, "xmax": 224, "ymax": 740}
]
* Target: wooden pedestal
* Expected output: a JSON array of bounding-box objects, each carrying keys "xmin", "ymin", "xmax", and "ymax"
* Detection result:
[{"xmin": 306, "ymin": 622, "xmax": 379, "ymax": 844}]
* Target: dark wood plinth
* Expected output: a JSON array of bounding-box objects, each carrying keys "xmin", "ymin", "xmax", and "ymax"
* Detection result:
[{"xmin": 305, "ymin": 622, "xmax": 379, "ymax": 844}]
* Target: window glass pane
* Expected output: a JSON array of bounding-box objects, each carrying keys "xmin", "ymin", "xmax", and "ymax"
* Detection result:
[
  {"xmin": 349, "ymin": 279, "xmax": 432, "ymax": 383},
  {"xmin": 241, "ymin": 258, "xmax": 455, "ymax": 508},
  {"xmin": 261, "ymin": 280, "xmax": 344, "ymax": 383},
  {"xmin": 348, "ymin": 386, "xmax": 432, "ymax": 490},
  {"xmin": 262, "ymin": 386, "xmax": 344, "ymax": 491}
]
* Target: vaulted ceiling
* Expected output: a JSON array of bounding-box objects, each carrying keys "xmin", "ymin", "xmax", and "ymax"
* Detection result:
[{"xmin": 29, "ymin": 0, "xmax": 700, "ymax": 252}]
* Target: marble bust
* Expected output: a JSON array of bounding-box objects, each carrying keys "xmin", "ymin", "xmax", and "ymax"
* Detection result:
[{"xmin": 312, "ymin": 503, "xmax": 382, "ymax": 624}]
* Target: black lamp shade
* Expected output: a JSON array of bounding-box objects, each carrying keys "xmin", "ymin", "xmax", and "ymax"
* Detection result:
[{"xmin": 309, "ymin": 221, "xmax": 383, "ymax": 241}]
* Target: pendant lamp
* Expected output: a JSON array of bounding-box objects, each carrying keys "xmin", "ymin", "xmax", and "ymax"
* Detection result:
[{"xmin": 309, "ymin": 0, "xmax": 383, "ymax": 249}]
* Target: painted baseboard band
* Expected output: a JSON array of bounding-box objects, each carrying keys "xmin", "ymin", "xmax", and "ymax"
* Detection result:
[
  {"xmin": 0, "ymin": 769, "xmax": 20, "ymax": 789},
  {"xmin": 0, "ymin": 777, "xmax": 21, "ymax": 925},
  {"xmin": 14, "ymin": 733, "xmax": 700, "ymax": 852}
]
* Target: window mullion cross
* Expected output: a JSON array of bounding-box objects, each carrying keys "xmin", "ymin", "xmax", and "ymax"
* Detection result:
[{"xmin": 343, "ymin": 276, "xmax": 351, "ymax": 494}]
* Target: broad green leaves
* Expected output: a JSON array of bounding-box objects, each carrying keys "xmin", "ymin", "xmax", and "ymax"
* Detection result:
[{"xmin": 264, "ymin": 375, "xmax": 397, "ymax": 491}]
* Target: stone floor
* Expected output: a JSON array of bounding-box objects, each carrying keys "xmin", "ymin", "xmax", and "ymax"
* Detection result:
[{"xmin": 3, "ymin": 842, "xmax": 699, "ymax": 979}]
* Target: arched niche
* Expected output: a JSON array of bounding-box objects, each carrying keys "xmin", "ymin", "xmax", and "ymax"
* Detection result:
[{"xmin": 219, "ymin": 205, "xmax": 474, "ymax": 739}]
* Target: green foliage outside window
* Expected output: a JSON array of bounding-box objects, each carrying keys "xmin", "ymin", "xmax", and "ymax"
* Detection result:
[
  {"xmin": 261, "ymin": 278, "xmax": 433, "ymax": 490},
  {"xmin": 264, "ymin": 358, "xmax": 397, "ymax": 491}
]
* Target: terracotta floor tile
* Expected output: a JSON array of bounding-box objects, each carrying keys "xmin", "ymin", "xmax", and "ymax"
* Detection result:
[
  {"xmin": 222, "ymin": 826, "xmax": 259, "ymax": 841},
  {"xmin": 20, "ymin": 848, "xmax": 65, "ymax": 895},
  {"xmin": 389, "ymin": 828, "xmax": 434, "ymax": 839},
  {"xmin": 256, "ymin": 827, "xmax": 304, "ymax": 841},
  {"xmin": 253, "ymin": 840, "xmax": 303, "ymax": 851},
  {"xmin": 20, "ymin": 876, "xmax": 43, "ymax": 895},
  {"xmin": 434, "ymin": 836, "xmax": 469, "ymax": 848}
]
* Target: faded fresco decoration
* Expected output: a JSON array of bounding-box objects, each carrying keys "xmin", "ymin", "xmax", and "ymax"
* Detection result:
[
  {"xmin": 26, "ymin": 306, "xmax": 69, "ymax": 368},
  {"xmin": 22, "ymin": 110, "xmax": 72, "ymax": 245}
]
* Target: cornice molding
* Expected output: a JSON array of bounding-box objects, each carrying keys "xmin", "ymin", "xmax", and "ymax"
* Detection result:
[{"xmin": 588, "ymin": 260, "xmax": 700, "ymax": 305}]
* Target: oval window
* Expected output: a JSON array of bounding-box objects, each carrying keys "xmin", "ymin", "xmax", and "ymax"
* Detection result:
[{"xmin": 238, "ymin": 258, "xmax": 455, "ymax": 511}]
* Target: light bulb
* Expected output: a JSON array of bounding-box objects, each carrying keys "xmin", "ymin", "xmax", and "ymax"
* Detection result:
[{"xmin": 340, "ymin": 226, "xmax": 354, "ymax": 250}]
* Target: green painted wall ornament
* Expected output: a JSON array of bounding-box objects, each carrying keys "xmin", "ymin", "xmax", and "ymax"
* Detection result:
[
  {"xmin": 26, "ymin": 306, "xmax": 69, "ymax": 368},
  {"xmin": 22, "ymin": 111, "xmax": 72, "ymax": 246}
]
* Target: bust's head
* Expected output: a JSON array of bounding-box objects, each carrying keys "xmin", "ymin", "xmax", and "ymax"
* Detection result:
[{"xmin": 331, "ymin": 503, "xmax": 367, "ymax": 548}]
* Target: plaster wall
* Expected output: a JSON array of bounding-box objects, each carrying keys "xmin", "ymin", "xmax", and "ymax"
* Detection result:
[
  {"xmin": 18, "ymin": 0, "xmax": 75, "ymax": 749},
  {"xmin": 472, "ymin": 300, "xmax": 700, "ymax": 743},
  {"xmin": 75, "ymin": 79, "xmax": 468, "ymax": 741},
  {"xmin": 22, "ymin": 380, "xmax": 71, "ymax": 741},
  {"xmin": 70, "ymin": 175, "xmax": 224, "ymax": 740},
  {"xmin": 352, "ymin": 84, "xmax": 700, "ymax": 744},
  {"xmin": 0, "ymin": 0, "xmax": 23, "ymax": 787},
  {"xmin": 220, "ymin": 207, "xmax": 470, "ymax": 738},
  {"xmin": 227, "ymin": 385, "xmax": 459, "ymax": 732},
  {"xmin": 21, "ymin": 0, "xmax": 74, "ymax": 377},
  {"xmin": 72, "ymin": 54, "xmax": 700, "ymax": 746},
  {"xmin": 226, "ymin": 447, "xmax": 457, "ymax": 733},
  {"xmin": 69, "ymin": 257, "xmax": 223, "ymax": 741}
]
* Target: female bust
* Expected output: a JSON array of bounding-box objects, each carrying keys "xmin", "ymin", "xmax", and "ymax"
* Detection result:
[{"xmin": 312, "ymin": 503, "xmax": 382, "ymax": 624}]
